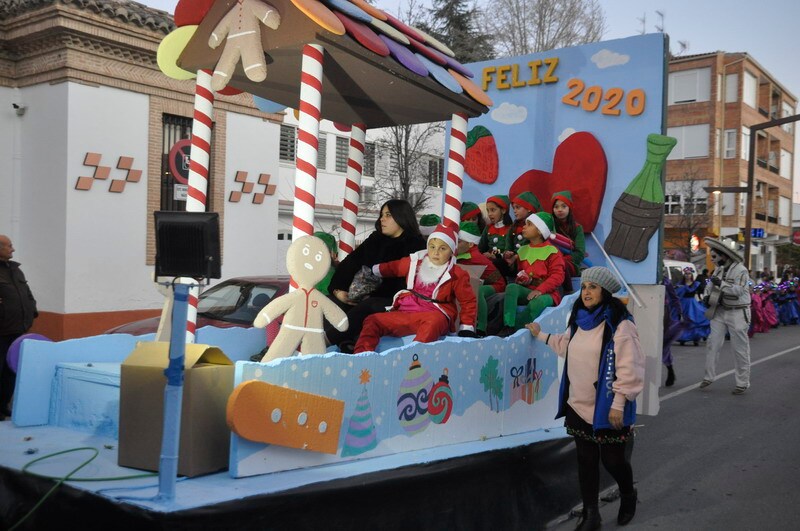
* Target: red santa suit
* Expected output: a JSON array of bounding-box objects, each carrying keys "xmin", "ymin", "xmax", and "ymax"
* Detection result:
[{"xmin": 354, "ymin": 250, "xmax": 477, "ymax": 353}]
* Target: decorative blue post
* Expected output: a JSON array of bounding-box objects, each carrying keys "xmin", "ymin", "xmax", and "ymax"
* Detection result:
[{"xmin": 156, "ymin": 281, "xmax": 190, "ymax": 502}]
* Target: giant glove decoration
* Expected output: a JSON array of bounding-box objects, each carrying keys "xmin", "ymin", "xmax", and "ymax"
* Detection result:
[
  {"xmin": 208, "ymin": 0, "xmax": 281, "ymax": 91},
  {"xmin": 254, "ymin": 236, "xmax": 348, "ymax": 362}
]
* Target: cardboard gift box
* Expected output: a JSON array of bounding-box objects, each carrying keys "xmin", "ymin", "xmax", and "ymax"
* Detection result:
[{"xmin": 118, "ymin": 342, "xmax": 234, "ymax": 477}]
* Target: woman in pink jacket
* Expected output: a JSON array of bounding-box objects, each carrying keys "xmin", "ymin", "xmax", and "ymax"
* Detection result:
[{"xmin": 527, "ymin": 267, "xmax": 645, "ymax": 530}]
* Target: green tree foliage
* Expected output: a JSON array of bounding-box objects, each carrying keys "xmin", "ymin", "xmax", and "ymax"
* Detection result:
[
  {"xmin": 479, "ymin": 355, "xmax": 504, "ymax": 411},
  {"xmin": 418, "ymin": 0, "xmax": 495, "ymax": 64}
]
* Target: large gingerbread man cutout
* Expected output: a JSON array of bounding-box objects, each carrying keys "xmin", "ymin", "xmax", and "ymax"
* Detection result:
[
  {"xmin": 254, "ymin": 235, "xmax": 348, "ymax": 362},
  {"xmin": 208, "ymin": 0, "xmax": 281, "ymax": 91}
]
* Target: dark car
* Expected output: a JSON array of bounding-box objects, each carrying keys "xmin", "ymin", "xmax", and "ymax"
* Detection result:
[{"xmin": 105, "ymin": 276, "xmax": 291, "ymax": 335}]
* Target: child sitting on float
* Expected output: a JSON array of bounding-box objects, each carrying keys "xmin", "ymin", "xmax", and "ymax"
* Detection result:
[
  {"xmin": 353, "ymin": 223, "xmax": 478, "ymax": 353},
  {"xmin": 497, "ymin": 212, "xmax": 566, "ymax": 337},
  {"xmin": 456, "ymin": 221, "xmax": 506, "ymax": 337}
]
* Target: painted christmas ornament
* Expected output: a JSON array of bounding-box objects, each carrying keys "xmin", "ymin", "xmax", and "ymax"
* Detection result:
[
  {"xmin": 428, "ymin": 368, "xmax": 453, "ymax": 424},
  {"xmin": 396, "ymin": 354, "xmax": 432, "ymax": 435},
  {"xmin": 341, "ymin": 369, "xmax": 378, "ymax": 456}
]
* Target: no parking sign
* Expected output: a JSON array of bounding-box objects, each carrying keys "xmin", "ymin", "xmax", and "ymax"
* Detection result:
[{"xmin": 168, "ymin": 139, "xmax": 192, "ymax": 185}]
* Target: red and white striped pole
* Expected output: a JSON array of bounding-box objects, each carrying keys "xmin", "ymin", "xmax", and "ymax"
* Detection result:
[
  {"xmin": 339, "ymin": 122, "xmax": 366, "ymax": 261},
  {"xmin": 442, "ymin": 112, "xmax": 468, "ymax": 228},
  {"xmin": 183, "ymin": 68, "xmax": 215, "ymax": 342}
]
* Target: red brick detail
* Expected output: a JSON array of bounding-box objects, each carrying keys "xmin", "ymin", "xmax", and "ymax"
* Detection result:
[
  {"xmin": 84, "ymin": 152, "xmax": 101, "ymax": 166},
  {"xmin": 109, "ymin": 179, "xmax": 127, "ymax": 193},
  {"xmin": 229, "ymin": 190, "xmax": 242, "ymax": 202},
  {"xmin": 117, "ymin": 156, "xmax": 134, "ymax": 170},
  {"xmin": 75, "ymin": 176, "xmax": 94, "ymax": 190},
  {"xmin": 126, "ymin": 169, "xmax": 142, "ymax": 183}
]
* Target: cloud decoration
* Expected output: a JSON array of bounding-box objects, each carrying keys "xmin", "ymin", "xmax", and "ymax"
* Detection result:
[
  {"xmin": 491, "ymin": 102, "xmax": 527, "ymax": 124},
  {"xmin": 591, "ymin": 49, "xmax": 630, "ymax": 69},
  {"xmin": 558, "ymin": 128, "xmax": 576, "ymax": 143}
]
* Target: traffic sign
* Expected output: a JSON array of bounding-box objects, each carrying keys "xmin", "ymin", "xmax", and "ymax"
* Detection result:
[{"xmin": 168, "ymin": 139, "xmax": 192, "ymax": 185}]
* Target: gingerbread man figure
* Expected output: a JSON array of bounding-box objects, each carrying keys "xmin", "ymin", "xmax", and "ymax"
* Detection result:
[
  {"xmin": 208, "ymin": 0, "xmax": 281, "ymax": 91},
  {"xmin": 254, "ymin": 235, "xmax": 348, "ymax": 362}
]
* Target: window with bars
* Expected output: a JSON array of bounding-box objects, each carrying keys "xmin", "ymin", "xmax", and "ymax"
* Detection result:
[
  {"xmin": 161, "ymin": 114, "xmax": 213, "ymax": 212},
  {"xmin": 335, "ymin": 136, "xmax": 349, "ymax": 172},
  {"xmin": 317, "ymin": 134, "xmax": 327, "ymax": 170},
  {"xmin": 364, "ymin": 142, "xmax": 375, "ymax": 177},
  {"xmin": 427, "ymin": 157, "xmax": 444, "ymax": 187},
  {"xmin": 279, "ymin": 125, "xmax": 297, "ymax": 162}
]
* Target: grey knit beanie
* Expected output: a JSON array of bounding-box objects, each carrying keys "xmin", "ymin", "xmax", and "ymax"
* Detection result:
[{"xmin": 581, "ymin": 266, "xmax": 621, "ymax": 294}]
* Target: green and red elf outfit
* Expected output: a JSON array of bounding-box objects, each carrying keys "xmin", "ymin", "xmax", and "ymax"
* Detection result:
[
  {"xmin": 502, "ymin": 212, "xmax": 565, "ymax": 329},
  {"xmin": 478, "ymin": 194, "xmax": 511, "ymax": 254},
  {"xmin": 505, "ymin": 191, "xmax": 543, "ymax": 253},
  {"xmin": 551, "ymin": 190, "xmax": 586, "ymax": 276},
  {"xmin": 457, "ymin": 221, "xmax": 506, "ymax": 334}
]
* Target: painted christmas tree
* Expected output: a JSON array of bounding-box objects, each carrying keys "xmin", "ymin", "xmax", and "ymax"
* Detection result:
[{"xmin": 341, "ymin": 369, "xmax": 378, "ymax": 457}]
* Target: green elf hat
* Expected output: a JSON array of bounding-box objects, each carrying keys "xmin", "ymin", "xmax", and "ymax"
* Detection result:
[
  {"xmin": 486, "ymin": 194, "xmax": 509, "ymax": 211},
  {"xmin": 458, "ymin": 221, "xmax": 482, "ymax": 245},
  {"xmin": 526, "ymin": 212, "xmax": 556, "ymax": 240},
  {"xmin": 551, "ymin": 190, "xmax": 574, "ymax": 210},
  {"xmin": 513, "ymin": 191, "xmax": 542, "ymax": 214},
  {"xmin": 460, "ymin": 201, "xmax": 481, "ymax": 221},
  {"xmin": 419, "ymin": 213, "xmax": 441, "ymax": 236},
  {"xmin": 313, "ymin": 231, "xmax": 337, "ymax": 253}
]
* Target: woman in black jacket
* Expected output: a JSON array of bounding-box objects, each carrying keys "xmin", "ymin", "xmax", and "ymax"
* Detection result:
[{"xmin": 325, "ymin": 199, "xmax": 426, "ymax": 352}]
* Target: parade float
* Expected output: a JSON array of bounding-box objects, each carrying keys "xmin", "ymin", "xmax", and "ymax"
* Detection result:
[{"xmin": 1, "ymin": 0, "xmax": 670, "ymax": 528}]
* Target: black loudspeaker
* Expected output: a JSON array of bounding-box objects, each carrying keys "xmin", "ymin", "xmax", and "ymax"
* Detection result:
[{"xmin": 154, "ymin": 211, "xmax": 221, "ymax": 279}]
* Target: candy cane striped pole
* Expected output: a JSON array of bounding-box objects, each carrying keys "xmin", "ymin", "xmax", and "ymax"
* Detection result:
[
  {"xmin": 291, "ymin": 44, "xmax": 324, "ymax": 243},
  {"xmin": 442, "ymin": 112, "xmax": 468, "ymax": 228},
  {"xmin": 183, "ymin": 68, "xmax": 215, "ymax": 342},
  {"xmin": 339, "ymin": 123, "xmax": 366, "ymax": 261}
]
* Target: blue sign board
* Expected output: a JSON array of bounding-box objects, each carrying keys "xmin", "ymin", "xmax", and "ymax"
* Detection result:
[{"xmin": 751, "ymin": 228, "xmax": 765, "ymax": 238}]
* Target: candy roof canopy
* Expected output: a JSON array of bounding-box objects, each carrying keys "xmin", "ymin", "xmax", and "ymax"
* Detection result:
[{"xmin": 177, "ymin": 0, "xmax": 489, "ymax": 128}]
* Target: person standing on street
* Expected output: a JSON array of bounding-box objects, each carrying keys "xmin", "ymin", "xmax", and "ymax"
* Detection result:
[
  {"xmin": 700, "ymin": 237, "xmax": 751, "ymax": 395},
  {"xmin": 0, "ymin": 234, "xmax": 38, "ymax": 420}
]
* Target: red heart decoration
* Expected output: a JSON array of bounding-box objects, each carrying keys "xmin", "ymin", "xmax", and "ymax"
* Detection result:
[{"xmin": 509, "ymin": 132, "xmax": 607, "ymax": 233}]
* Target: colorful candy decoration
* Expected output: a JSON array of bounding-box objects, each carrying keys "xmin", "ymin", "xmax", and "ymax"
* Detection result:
[
  {"xmin": 428, "ymin": 368, "xmax": 453, "ymax": 425},
  {"xmin": 442, "ymin": 113, "xmax": 468, "ymax": 228},
  {"xmin": 338, "ymin": 123, "xmax": 365, "ymax": 260},
  {"xmin": 396, "ymin": 354, "xmax": 433, "ymax": 435},
  {"xmin": 341, "ymin": 369, "xmax": 378, "ymax": 457},
  {"xmin": 464, "ymin": 125, "xmax": 498, "ymax": 185}
]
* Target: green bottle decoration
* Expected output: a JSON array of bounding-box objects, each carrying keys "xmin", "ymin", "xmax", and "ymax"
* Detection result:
[{"xmin": 604, "ymin": 134, "xmax": 677, "ymax": 263}]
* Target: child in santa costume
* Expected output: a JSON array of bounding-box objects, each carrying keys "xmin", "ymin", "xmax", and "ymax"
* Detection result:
[
  {"xmin": 354, "ymin": 223, "xmax": 478, "ymax": 353},
  {"xmin": 456, "ymin": 221, "xmax": 505, "ymax": 336},
  {"xmin": 498, "ymin": 212, "xmax": 566, "ymax": 336}
]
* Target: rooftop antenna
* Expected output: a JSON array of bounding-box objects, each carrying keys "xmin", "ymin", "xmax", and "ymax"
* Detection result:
[
  {"xmin": 677, "ymin": 40, "xmax": 690, "ymax": 56},
  {"xmin": 655, "ymin": 10, "xmax": 665, "ymax": 33},
  {"xmin": 637, "ymin": 13, "xmax": 646, "ymax": 35}
]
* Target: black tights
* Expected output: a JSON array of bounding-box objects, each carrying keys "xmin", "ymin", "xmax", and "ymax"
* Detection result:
[{"xmin": 573, "ymin": 436, "xmax": 634, "ymax": 508}]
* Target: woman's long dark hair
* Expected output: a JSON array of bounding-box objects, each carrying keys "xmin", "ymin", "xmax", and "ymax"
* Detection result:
[
  {"xmin": 554, "ymin": 206, "xmax": 578, "ymax": 240},
  {"xmin": 374, "ymin": 199, "xmax": 422, "ymax": 237},
  {"xmin": 568, "ymin": 287, "xmax": 630, "ymax": 332}
]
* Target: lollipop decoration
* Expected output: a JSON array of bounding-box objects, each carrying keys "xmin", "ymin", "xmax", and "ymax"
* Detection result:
[
  {"xmin": 428, "ymin": 368, "xmax": 453, "ymax": 425},
  {"xmin": 396, "ymin": 354, "xmax": 433, "ymax": 435}
]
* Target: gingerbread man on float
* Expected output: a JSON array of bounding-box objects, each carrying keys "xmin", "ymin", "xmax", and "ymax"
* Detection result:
[
  {"xmin": 254, "ymin": 235, "xmax": 348, "ymax": 362},
  {"xmin": 208, "ymin": 0, "xmax": 281, "ymax": 91}
]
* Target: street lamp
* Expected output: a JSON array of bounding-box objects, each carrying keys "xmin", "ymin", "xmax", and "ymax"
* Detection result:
[{"xmin": 702, "ymin": 186, "xmax": 748, "ymax": 241}]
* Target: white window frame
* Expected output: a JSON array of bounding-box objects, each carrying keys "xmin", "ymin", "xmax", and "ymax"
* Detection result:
[
  {"xmin": 668, "ymin": 68, "xmax": 711, "ymax": 105},
  {"xmin": 723, "ymin": 129, "xmax": 737, "ymax": 159},
  {"xmin": 779, "ymin": 196, "xmax": 791, "ymax": 226},
  {"xmin": 743, "ymin": 71, "xmax": 758, "ymax": 109},
  {"xmin": 780, "ymin": 149, "xmax": 792, "ymax": 179},
  {"xmin": 667, "ymin": 124, "xmax": 710, "ymax": 160},
  {"xmin": 664, "ymin": 194, "xmax": 681, "ymax": 215},
  {"xmin": 724, "ymin": 73, "xmax": 738, "ymax": 103},
  {"xmin": 782, "ymin": 102, "xmax": 795, "ymax": 134},
  {"xmin": 741, "ymin": 127, "xmax": 750, "ymax": 161}
]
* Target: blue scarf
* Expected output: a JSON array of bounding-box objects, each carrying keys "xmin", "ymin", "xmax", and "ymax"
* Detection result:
[{"xmin": 575, "ymin": 305, "xmax": 605, "ymax": 331}]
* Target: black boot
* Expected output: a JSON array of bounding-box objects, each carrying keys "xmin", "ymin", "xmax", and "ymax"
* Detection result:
[
  {"xmin": 665, "ymin": 365, "xmax": 675, "ymax": 387},
  {"xmin": 617, "ymin": 488, "xmax": 637, "ymax": 525},
  {"xmin": 574, "ymin": 505, "xmax": 601, "ymax": 530}
]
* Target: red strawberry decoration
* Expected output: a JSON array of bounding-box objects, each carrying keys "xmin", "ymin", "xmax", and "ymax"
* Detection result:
[
  {"xmin": 509, "ymin": 132, "xmax": 607, "ymax": 233},
  {"xmin": 174, "ymin": 0, "xmax": 215, "ymax": 27},
  {"xmin": 464, "ymin": 125, "xmax": 499, "ymax": 184}
]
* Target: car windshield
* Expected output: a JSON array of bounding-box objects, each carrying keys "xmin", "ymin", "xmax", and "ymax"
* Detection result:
[{"xmin": 197, "ymin": 281, "xmax": 280, "ymax": 324}]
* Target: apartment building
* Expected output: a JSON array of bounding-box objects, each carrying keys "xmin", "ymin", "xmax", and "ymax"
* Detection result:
[{"xmin": 664, "ymin": 52, "xmax": 796, "ymax": 273}]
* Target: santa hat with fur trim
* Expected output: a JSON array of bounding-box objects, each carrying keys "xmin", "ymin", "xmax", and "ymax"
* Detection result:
[
  {"xmin": 419, "ymin": 214, "xmax": 441, "ymax": 236},
  {"xmin": 526, "ymin": 212, "xmax": 556, "ymax": 240},
  {"xmin": 428, "ymin": 223, "xmax": 458, "ymax": 253}
]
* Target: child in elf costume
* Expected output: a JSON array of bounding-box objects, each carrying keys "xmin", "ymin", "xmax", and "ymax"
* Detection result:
[
  {"xmin": 504, "ymin": 191, "xmax": 543, "ymax": 256},
  {"xmin": 478, "ymin": 194, "xmax": 512, "ymax": 256},
  {"xmin": 456, "ymin": 221, "xmax": 506, "ymax": 336},
  {"xmin": 460, "ymin": 201, "xmax": 486, "ymax": 235},
  {"xmin": 551, "ymin": 190, "xmax": 586, "ymax": 277},
  {"xmin": 354, "ymin": 223, "xmax": 478, "ymax": 353},
  {"xmin": 498, "ymin": 212, "xmax": 566, "ymax": 336}
]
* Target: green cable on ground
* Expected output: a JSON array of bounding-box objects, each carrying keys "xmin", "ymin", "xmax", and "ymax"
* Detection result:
[{"xmin": 10, "ymin": 446, "xmax": 157, "ymax": 530}]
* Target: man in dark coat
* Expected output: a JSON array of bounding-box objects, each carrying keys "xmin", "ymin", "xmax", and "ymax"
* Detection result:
[{"xmin": 0, "ymin": 234, "xmax": 38, "ymax": 419}]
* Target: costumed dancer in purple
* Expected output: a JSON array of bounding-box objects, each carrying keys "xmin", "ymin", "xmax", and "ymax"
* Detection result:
[
  {"xmin": 761, "ymin": 282, "xmax": 780, "ymax": 328},
  {"xmin": 662, "ymin": 274, "xmax": 685, "ymax": 387},
  {"xmin": 676, "ymin": 267, "xmax": 710, "ymax": 346},
  {"xmin": 748, "ymin": 283, "xmax": 769, "ymax": 336},
  {"xmin": 777, "ymin": 281, "xmax": 799, "ymax": 325}
]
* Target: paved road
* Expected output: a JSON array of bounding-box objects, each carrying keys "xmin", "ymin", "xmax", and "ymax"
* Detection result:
[{"xmin": 549, "ymin": 324, "xmax": 800, "ymax": 530}]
